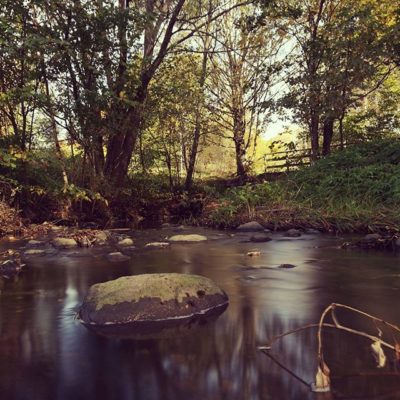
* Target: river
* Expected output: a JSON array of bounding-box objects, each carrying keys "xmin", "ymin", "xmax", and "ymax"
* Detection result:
[{"xmin": 1, "ymin": 228, "xmax": 399, "ymax": 400}]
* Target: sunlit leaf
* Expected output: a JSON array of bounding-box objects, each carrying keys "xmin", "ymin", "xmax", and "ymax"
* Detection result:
[
  {"xmin": 311, "ymin": 361, "xmax": 330, "ymax": 393},
  {"xmin": 371, "ymin": 340, "xmax": 386, "ymax": 368}
]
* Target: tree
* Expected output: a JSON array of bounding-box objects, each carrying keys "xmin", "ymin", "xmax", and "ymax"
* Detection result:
[
  {"xmin": 207, "ymin": 6, "xmax": 284, "ymax": 180},
  {"xmin": 269, "ymin": 0, "xmax": 397, "ymax": 157},
  {"xmin": 0, "ymin": 0, "xmax": 41, "ymax": 150}
]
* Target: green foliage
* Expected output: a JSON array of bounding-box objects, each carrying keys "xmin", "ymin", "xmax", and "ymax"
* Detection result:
[
  {"xmin": 208, "ymin": 140, "xmax": 400, "ymax": 231},
  {"xmin": 208, "ymin": 181, "xmax": 286, "ymax": 226}
]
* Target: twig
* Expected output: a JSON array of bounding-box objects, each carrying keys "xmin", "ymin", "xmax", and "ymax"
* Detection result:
[{"xmin": 260, "ymin": 349, "xmax": 310, "ymax": 387}]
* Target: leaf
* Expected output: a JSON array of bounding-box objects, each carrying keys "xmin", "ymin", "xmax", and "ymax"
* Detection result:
[
  {"xmin": 371, "ymin": 340, "xmax": 386, "ymax": 368},
  {"xmin": 311, "ymin": 361, "xmax": 330, "ymax": 393}
]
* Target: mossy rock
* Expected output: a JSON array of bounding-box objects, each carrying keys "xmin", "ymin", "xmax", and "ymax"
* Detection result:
[
  {"xmin": 236, "ymin": 221, "xmax": 264, "ymax": 232},
  {"xmin": 168, "ymin": 234, "xmax": 207, "ymax": 242},
  {"xmin": 78, "ymin": 273, "xmax": 228, "ymax": 328}
]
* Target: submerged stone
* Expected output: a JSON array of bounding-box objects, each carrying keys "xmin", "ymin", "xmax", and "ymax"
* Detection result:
[
  {"xmin": 107, "ymin": 252, "xmax": 130, "ymax": 262},
  {"xmin": 278, "ymin": 263, "xmax": 296, "ymax": 269},
  {"xmin": 77, "ymin": 273, "xmax": 228, "ymax": 328},
  {"xmin": 250, "ymin": 234, "xmax": 272, "ymax": 243},
  {"xmin": 284, "ymin": 229, "xmax": 302, "ymax": 237}
]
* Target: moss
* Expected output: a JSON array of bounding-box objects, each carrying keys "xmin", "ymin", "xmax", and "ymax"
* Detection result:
[
  {"xmin": 87, "ymin": 273, "xmax": 224, "ymax": 311},
  {"xmin": 168, "ymin": 234, "xmax": 207, "ymax": 242}
]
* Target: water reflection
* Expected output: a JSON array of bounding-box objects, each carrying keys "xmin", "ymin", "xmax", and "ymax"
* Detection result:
[{"xmin": 1, "ymin": 230, "xmax": 400, "ymax": 399}]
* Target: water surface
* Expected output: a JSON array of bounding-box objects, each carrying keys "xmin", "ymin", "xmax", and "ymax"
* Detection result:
[{"xmin": 1, "ymin": 229, "xmax": 400, "ymax": 400}]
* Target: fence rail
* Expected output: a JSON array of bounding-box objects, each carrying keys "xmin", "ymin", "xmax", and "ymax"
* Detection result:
[{"xmin": 263, "ymin": 143, "xmax": 350, "ymax": 172}]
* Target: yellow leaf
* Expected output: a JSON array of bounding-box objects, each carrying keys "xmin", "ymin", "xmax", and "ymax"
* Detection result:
[
  {"xmin": 371, "ymin": 340, "xmax": 386, "ymax": 368},
  {"xmin": 311, "ymin": 361, "xmax": 330, "ymax": 392}
]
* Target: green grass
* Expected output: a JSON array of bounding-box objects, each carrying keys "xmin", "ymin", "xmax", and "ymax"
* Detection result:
[{"xmin": 205, "ymin": 140, "xmax": 400, "ymax": 233}]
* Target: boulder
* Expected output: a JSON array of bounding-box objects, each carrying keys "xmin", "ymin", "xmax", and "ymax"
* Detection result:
[
  {"xmin": 236, "ymin": 221, "xmax": 264, "ymax": 232},
  {"xmin": 168, "ymin": 234, "xmax": 207, "ymax": 242},
  {"xmin": 284, "ymin": 229, "xmax": 302, "ymax": 238},
  {"xmin": 51, "ymin": 237, "xmax": 78, "ymax": 248},
  {"xmin": 77, "ymin": 273, "xmax": 228, "ymax": 327},
  {"xmin": 250, "ymin": 234, "xmax": 272, "ymax": 243},
  {"xmin": 107, "ymin": 252, "xmax": 130, "ymax": 262},
  {"xmin": 117, "ymin": 238, "xmax": 134, "ymax": 247}
]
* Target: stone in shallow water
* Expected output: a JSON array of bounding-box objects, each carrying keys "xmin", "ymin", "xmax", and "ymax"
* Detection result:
[
  {"xmin": 278, "ymin": 263, "xmax": 296, "ymax": 269},
  {"xmin": 250, "ymin": 234, "xmax": 272, "ymax": 243},
  {"xmin": 168, "ymin": 234, "xmax": 207, "ymax": 242},
  {"xmin": 26, "ymin": 240, "xmax": 44, "ymax": 247},
  {"xmin": 284, "ymin": 229, "xmax": 302, "ymax": 237},
  {"xmin": 117, "ymin": 238, "xmax": 134, "ymax": 247},
  {"xmin": 51, "ymin": 237, "xmax": 78, "ymax": 248},
  {"xmin": 107, "ymin": 252, "xmax": 130, "ymax": 262},
  {"xmin": 145, "ymin": 242, "xmax": 170, "ymax": 248},
  {"xmin": 236, "ymin": 221, "xmax": 264, "ymax": 232},
  {"xmin": 362, "ymin": 233, "xmax": 381, "ymax": 243},
  {"xmin": 23, "ymin": 249, "xmax": 46, "ymax": 257},
  {"xmin": 77, "ymin": 273, "xmax": 229, "ymax": 329}
]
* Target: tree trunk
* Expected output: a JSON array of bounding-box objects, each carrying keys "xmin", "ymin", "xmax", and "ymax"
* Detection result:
[
  {"xmin": 234, "ymin": 137, "xmax": 247, "ymax": 181},
  {"xmin": 103, "ymin": 99, "xmax": 144, "ymax": 185},
  {"xmin": 185, "ymin": 117, "xmax": 201, "ymax": 190},
  {"xmin": 310, "ymin": 111, "xmax": 320, "ymax": 162},
  {"xmin": 184, "ymin": 3, "xmax": 212, "ymax": 191},
  {"xmin": 339, "ymin": 113, "xmax": 345, "ymax": 150},
  {"xmin": 92, "ymin": 133, "xmax": 105, "ymax": 177},
  {"xmin": 233, "ymin": 105, "xmax": 247, "ymax": 181},
  {"xmin": 322, "ymin": 117, "xmax": 334, "ymax": 156}
]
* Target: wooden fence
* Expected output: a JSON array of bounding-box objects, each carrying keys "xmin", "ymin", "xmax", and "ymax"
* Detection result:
[{"xmin": 263, "ymin": 143, "xmax": 349, "ymax": 172}]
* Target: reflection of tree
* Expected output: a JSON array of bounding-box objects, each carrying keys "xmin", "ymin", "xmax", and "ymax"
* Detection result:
[{"xmin": 2, "ymin": 234, "xmax": 400, "ymax": 399}]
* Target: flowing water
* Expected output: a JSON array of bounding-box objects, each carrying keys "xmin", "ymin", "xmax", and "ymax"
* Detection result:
[{"xmin": 1, "ymin": 228, "xmax": 400, "ymax": 400}]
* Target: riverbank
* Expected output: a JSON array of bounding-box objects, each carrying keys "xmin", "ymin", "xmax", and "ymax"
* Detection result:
[
  {"xmin": 1, "ymin": 140, "xmax": 399, "ymax": 236},
  {"xmin": 201, "ymin": 140, "xmax": 400, "ymax": 234}
]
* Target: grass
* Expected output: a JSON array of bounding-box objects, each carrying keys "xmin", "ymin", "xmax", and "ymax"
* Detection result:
[{"xmin": 203, "ymin": 140, "xmax": 400, "ymax": 233}]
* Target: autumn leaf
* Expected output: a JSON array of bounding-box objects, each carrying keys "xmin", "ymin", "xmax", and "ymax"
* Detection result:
[
  {"xmin": 311, "ymin": 361, "xmax": 331, "ymax": 393},
  {"xmin": 371, "ymin": 340, "xmax": 386, "ymax": 368}
]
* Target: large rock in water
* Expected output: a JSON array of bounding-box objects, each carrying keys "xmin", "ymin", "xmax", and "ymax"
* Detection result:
[{"xmin": 78, "ymin": 273, "xmax": 228, "ymax": 329}]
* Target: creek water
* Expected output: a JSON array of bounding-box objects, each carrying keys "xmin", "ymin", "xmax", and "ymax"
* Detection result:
[{"xmin": 1, "ymin": 228, "xmax": 400, "ymax": 400}]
